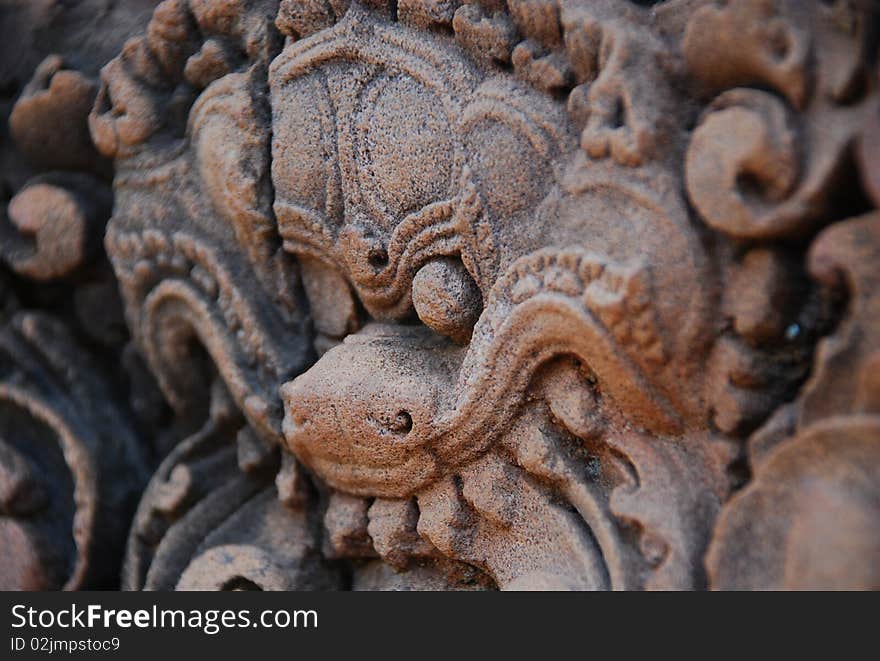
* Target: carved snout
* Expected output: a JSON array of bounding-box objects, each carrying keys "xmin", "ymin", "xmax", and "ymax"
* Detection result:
[{"xmin": 279, "ymin": 325, "xmax": 461, "ymax": 498}]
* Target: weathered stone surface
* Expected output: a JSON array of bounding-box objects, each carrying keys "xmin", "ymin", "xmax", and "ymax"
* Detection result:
[{"xmin": 0, "ymin": 0, "xmax": 877, "ymax": 590}]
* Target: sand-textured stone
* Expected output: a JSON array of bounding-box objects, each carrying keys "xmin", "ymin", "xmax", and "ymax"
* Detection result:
[{"xmin": 0, "ymin": 0, "xmax": 877, "ymax": 591}]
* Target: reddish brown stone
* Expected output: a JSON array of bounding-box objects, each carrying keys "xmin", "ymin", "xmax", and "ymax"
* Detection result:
[{"xmin": 0, "ymin": 0, "xmax": 877, "ymax": 591}]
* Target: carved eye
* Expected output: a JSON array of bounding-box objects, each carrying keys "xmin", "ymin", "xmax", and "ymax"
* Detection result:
[
  {"xmin": 368, "ymin": 245, "xmax": 389, "ymax": 270},
  {"xmin": 412, "ymin": 257, "xmax": 482, "ymax": 344},
  {"xmin": 389, "ymin": 411, "xmax": 413, "ymax": 435}
]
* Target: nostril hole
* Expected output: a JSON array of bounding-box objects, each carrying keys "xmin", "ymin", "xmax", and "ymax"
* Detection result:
[
  {"xmin": 288, "ymin": 411, "xmax": 307, "ymax": 427},
  {"xmin": 368, "ymin": 246, "xmax": 389, "ymax": 269},
  {"xmin": 609, "ymin": 97, "xmax": 625, "ymax": 130},
  {"xmin": 769, "ymin": 30, "xmax": 790, "ymax": 61},
  {"xmin": 390, "ymin": 410, "xmax": 413, "ymax": 435}
]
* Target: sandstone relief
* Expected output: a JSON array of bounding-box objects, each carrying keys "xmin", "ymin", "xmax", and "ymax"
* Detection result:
[{"xmin": 0, "ymin": 0, "xmax": 877, "ymax": 590}]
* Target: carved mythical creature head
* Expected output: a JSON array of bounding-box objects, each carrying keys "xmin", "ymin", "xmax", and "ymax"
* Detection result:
[{"xmin": 87, "ymin": 0, "xmax": 880, "ymax": 590}]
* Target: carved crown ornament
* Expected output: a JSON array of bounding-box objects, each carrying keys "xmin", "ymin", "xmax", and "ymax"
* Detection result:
[{"xmin": 0, "ymin": 0, "xmax": 877, "ymax": 590}]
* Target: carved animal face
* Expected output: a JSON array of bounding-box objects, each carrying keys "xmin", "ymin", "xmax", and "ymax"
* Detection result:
[
  {"xmin": 269, "ymin": 8, "xmax": 570, "ymax": 318},
  {"xmin": 20, "ymin": 0, "xmax": 868, "ymax": 591},
  {"xmin": 281, "ymin": 325, "xmax": 463, "ymax": 498},
  {"xmin": 273, "ymin": 8, "xmax": 716, "ymax": 499}
]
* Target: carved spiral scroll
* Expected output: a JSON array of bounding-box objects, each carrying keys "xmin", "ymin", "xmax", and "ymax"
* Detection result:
[{"xmin": 0, "ymin": 313, "xmax": 147, "ymax": 590}]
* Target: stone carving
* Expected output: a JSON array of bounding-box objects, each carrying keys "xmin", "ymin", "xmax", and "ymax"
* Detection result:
[
  {"xmin": 0, "ymin": 0, "xmax": 877, "ymax": 590},
  {"xmin": 708, "ymin": 213, "xmax": 880, "ymax": 589},
  {"xmin": 0, "ymin": 307, "xmax": 148, "ymax": 589}
]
